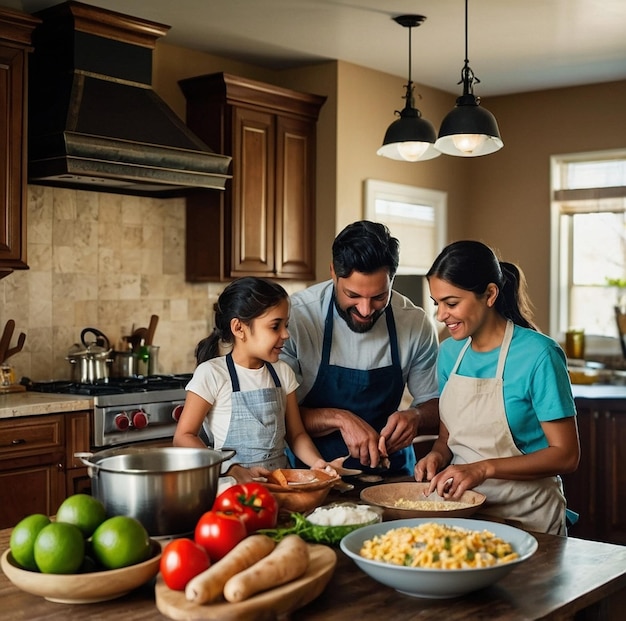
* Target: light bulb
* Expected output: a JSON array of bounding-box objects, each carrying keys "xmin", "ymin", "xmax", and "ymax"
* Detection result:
[
  {"xmin": 396, "ymin": 141, "xmax": 429, "ymax": 162},
  {"xmin": 451, "ymin": 133, "xmax": 487, "ymax": 154}
]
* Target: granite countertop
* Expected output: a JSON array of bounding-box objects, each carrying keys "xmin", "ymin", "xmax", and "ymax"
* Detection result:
[
  {"xmin": 0, "ymin": 392, "xmax": 93, "ymax": 420},
  {"xmin": 571, "ymin": 384, "xmax": 626, "ymax": 400}
]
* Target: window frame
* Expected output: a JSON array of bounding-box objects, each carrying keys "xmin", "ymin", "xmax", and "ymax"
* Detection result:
[{"xmin": 549, "ymin": 149, "xmax": 626, "ymax": 354}]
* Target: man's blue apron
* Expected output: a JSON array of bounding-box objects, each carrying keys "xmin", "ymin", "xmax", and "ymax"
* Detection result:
[
  {"xmin": 221, "ymin": 353, "xmax": 288, "ymax": 470},
  {"xmin": 294, "ymin": 297, "xmax": 411, "ymax": 475}
]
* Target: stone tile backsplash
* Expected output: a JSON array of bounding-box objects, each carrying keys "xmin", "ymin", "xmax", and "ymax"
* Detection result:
[{"xmin": 0, "ymin": 185, "xmax": 307, "ymax": 383}]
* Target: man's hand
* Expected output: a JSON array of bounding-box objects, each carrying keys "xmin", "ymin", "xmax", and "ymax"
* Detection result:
[
  {"xmin": 337, "ymin": 411, "xmax": 384, "ymax": 468},
  {"xmin": 379, "ymin": 409, "xmax": 420, "ymax": 455}
]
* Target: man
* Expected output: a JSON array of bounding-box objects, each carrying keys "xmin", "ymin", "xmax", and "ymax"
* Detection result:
[{"xmin": 280, "ymin": 220, "xmax": 439, "ymax": 475}]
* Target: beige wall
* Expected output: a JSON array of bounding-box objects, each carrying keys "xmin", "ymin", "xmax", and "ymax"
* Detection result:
[{"xmin": 1, "ymin": 35, "xmax": 624, "ymax": 382}]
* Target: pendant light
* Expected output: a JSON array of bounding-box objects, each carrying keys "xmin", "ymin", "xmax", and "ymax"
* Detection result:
[
  {"xmin": 435, "ymin": 0, "xmax": 503, "ymax": 157},
  {"xmin": 377, "ymin": 15, "xmax": 440, "ymax": 162}
]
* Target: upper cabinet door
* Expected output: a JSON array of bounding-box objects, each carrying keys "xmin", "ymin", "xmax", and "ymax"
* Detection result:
[
  {"xmin": 231, "ymin": 106, "xmax": 276, "ymax": 277},
  {"xmin": 274, "ymin": 115, "xmax": 317, "ymax": 280},
  {"xmin": 180, "ymin": 72, "xmax": 326, "ymax": 282},
  {"xmin": 0, "ymin": 9, "xmax": 39, "ymax": 279}
]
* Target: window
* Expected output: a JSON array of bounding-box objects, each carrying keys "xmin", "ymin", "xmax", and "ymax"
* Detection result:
[
  {"xmin": 364, "ymin": 180, "xmax": 447, "ymax": 275},
  {"xmin": 364, "ymin": 180, "xmax": 447, "ymax": 317},
  {"xmin": 550, "ymin": 151, "xmax": 626, "ymax": 352}
]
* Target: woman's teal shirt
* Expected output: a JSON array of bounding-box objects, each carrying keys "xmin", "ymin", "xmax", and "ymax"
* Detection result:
[{"xmin": 437, "ymin": 324, "xmax": 577, "ymax": 454}]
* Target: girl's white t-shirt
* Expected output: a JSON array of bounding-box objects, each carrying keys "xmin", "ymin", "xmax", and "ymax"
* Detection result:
[{"xmin": 185, "ymin": 357, "xmax": 299, "ymax": 449}]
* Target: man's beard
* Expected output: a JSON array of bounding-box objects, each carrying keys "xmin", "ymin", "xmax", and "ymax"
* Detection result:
[{"xmin": 334, "ymin": 297, "xmax": 385, "ymax": 333}]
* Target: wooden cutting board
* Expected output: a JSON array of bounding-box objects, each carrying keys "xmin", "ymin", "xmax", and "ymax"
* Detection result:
[{"xmin": 155, "ymin": 543, "xmax": 337, "ymax": 621}]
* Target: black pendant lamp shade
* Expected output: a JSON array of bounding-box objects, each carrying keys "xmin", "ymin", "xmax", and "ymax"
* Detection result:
[
  {"xmin": 377, "ymin": 15, "xmax": 440, "ymax": 162},
  {"xmin": 435, "ymin": 0, "xmax": 503, "ymax": 157}
]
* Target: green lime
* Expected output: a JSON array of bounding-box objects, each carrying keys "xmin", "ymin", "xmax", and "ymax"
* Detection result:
[
  {"xmin": 34, "ymin": 522, "xmax": 85, "ymax": 574},
  {"xmin": 55, "ymin": 493, "xmax": 106, "ymax": 538},
  {"xmin": 9, "ymin": 514, "xmax": 51, "ymax": 571},
  {"xmin": 91, "ymin": 516, "xmax": 151, "ymax": 569}
]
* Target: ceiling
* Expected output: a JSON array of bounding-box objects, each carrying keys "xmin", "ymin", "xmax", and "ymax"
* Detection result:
[{"xmin": 16, "ymin": 0, "xmax": 626, "ymax": 97}]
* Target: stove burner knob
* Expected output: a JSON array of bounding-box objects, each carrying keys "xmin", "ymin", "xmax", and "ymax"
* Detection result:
[
  {"xmin": 132, "ymin": 410, "xmax": 148, "ymax": 429},
  {"xmin": 172, "ymin": 404, "xmax": 184, "ymax": 422},
  {"xmin": 115, "ymin": 413, "xmax": 130, "ymax": 431}
]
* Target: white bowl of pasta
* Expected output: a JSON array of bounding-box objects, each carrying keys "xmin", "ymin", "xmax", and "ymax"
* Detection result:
[{"xmin": 339, "ymin": 517, "xmax": 538, "ymax": 599}]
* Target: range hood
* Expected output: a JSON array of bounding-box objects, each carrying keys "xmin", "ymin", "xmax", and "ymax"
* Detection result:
[{"xmin": 27, "ymin": 1, "xmax": 231, "ymax": 197}]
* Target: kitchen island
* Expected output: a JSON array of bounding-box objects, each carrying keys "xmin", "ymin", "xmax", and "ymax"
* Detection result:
[{"xmin": 1, "ymin": 483, "xmax": 626, "ymax": 621}]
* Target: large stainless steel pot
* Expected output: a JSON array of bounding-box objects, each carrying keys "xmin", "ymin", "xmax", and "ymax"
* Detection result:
[{"xmin": 76, "ymin": 446, "xmax": 236, "ymax": 536}]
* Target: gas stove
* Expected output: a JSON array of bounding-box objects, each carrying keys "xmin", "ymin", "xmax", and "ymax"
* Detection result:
[{"xmin": 28, "ymin": 374, "xmax": 192, "ymax": 448}]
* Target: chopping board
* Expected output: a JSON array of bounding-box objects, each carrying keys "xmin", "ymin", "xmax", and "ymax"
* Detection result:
[{"xmin": 155, "ymin": 543, "xmax": 337, "ymax": 621}]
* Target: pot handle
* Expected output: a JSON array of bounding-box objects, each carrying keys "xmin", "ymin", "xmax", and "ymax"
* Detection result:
[
  {"xmin": 74, "ymin": 451, "xmax": 100, "ymax": 477},
  {"xmin": 81, "ymin": 327, "xmax": 110, "ymax": 350},
  {"xmin": 218, "ymin": 448, "xmax": 237, "ymax": 463}
]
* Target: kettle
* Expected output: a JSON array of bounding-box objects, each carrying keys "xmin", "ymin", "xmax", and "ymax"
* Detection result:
[{"xmin": 66, "ymin": 328, "xmax": 113, "ymax": 383}]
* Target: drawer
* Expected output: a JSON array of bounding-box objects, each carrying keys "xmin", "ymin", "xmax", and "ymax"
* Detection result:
[{"xmin": 0, "ymin": 415, "xmax": 64, "ymax": 459}]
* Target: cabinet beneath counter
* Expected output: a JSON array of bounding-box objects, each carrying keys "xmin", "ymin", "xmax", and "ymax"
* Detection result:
[
  {"xmin": 180, "ymin": 72, "xmax": 326, "ymax": 282},
  {"xmin": 0, "ymin": 409, "xmax": 91, "ymax": 529},
  {"xmin": 563, "ymin": 395, "xmax": 626, "ymax": 544}
]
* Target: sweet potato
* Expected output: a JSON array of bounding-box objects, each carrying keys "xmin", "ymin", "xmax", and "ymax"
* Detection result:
[
  {"xmin": 222, "ymin": 534, "xmax": 309, "ymax": 603},
  {"xmin": 185, "ymin": 534, "xmax": 275, "ymax": 604}
]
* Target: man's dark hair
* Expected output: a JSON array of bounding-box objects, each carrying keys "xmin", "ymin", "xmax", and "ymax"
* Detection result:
[{"xmin": 332, "ymin": 220, "xmax": 400, "ymax": 278}]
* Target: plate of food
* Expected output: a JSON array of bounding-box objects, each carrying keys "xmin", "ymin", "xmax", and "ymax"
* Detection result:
[{"xmin": 360, "ymin": 481, "xmax": 486, "ymax": 520}]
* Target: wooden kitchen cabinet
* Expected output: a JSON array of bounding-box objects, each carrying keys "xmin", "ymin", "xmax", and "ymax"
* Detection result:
[
  {"xmin": 0, "ymin": 8, "xmax": 39, "ymax": 279},
  {"xmin": 0, "ymin": 410, "xmax": 91, "ymax": 528},
  {"xmin": 179, "ymin": 72, "xmax": 326, "ymax": 282},
  {"xmin": 562, "ymin": 399, "xmax": 626, "ymax": 544}
]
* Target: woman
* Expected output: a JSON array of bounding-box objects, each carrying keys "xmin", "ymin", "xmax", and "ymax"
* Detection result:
[{"xmin": 415, "ymin": 240, "xmax": 580, "ymax": 534}]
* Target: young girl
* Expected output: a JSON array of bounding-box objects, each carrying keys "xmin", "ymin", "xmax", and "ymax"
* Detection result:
[
  {"xmin": 173, "ymin": 277, "xmax": 339, "ymax": 483},
  {"xmin": 416, "ymin": 240, "xmax": 580, "ymax": 535}
]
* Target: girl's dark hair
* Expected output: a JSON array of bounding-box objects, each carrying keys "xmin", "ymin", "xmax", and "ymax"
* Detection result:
[
  {"xmin": 426, "ymin": 240, "xmax": 537, "ymax": 330},
  {"xmin": 195, "ymin": 277, "xmax": 289, "ymax": 364},
  {"xmin": 332, "ymin": 220, "xmax": 400, "ymax": 279}
]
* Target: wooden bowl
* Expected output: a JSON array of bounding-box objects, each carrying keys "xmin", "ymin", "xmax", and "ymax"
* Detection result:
[
  {"xmin": 263, "ymin": 468, "xmax": 340, "ymax": 514},
  {"xmin": 0, "ymin": 540, "xmax": 161, "ymax": 603},
  {"xmin": 360, "ymin": 482, "xmax": 486, "ymax": 521}
]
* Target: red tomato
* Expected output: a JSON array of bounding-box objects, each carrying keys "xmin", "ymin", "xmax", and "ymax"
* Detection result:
[
  {"xmin": 194, "ymin": 510, "xmax": 247, "ymax": 561},
  {"xmin": 212, "ymin": 482, "xmax": 279, "ymax": 533},
  {"xmin": 160, "ymin": 538, "xmax": 210, "ymax": 591}
]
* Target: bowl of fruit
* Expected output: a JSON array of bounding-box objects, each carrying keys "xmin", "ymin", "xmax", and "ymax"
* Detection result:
[{"xmin": 1, "ymin": 494, "xmax": 161, "ymax": 603}]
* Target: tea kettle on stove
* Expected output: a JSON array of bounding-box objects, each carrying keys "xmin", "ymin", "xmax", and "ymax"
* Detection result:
[{"xmin": 66, "ymin": 328, "xmax": 113, "ymax": 383}]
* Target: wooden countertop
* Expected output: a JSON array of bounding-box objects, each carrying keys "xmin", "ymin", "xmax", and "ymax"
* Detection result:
[
  {"xmin": 0, "ymin": 392, "xmax": 93, "ymax": 420},
  {"xmin": 1, "ymin": 481, "xmax": 626, "ymax": 620}
]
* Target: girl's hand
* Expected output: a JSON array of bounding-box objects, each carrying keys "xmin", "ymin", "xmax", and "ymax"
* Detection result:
[
  {"xmin": 311, "ymin": 458, "xmax": 338, "ymax": 477},
  {"xmin": 226, "ymin": 464, "xmax": 270, "ymax": 483}
]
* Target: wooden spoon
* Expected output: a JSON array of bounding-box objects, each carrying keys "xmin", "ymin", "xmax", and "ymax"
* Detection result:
[
  {"xmin": 146, "ymin": 315, "xmax": 159, "ymax": 346},
  {"xmin": 0, "ymin": 320, "xmax": 15, "ymax": 364}
]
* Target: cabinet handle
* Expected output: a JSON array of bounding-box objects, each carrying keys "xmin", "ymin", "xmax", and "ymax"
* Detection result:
[
  {"xmin": 11, "ymin": 438, "xmax": 26, "ymax": 445},
  {"xmin": 57, "ymin": 463, "xmax": 64, "ymax": 471}
]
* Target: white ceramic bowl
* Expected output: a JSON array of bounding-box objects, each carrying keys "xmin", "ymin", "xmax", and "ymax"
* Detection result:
[
  {"xmin": 1, "ymin": 540, "xmax": 161, "ymax": 603},
  {"xmin": 340, "ymin": 517, "xmax": 537, "ymax": 599}
]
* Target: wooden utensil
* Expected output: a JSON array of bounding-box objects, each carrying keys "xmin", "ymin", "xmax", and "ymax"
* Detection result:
[
  {"xmin": 146, "ymin": 314, "xmax": 159, "ymax": 345},
  {"xmin": 3, "ymin": 332, "xmax": 26, "ymax": 362},
  {"xmin": 0, "ymin": 320, "xmax": 15, "ymax": 363}
]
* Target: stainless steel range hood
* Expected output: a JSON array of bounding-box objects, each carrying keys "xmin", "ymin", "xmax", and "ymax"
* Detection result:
[{"xmin": 27, "ymin": 1, "xmax": 231, "ymax": 198}]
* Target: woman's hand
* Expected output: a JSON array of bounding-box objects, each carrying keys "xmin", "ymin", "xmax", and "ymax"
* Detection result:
[
  {"xmin": 414, "ymin": 451, "xmax": 444, "ymax": 482},
  {"xmin": 425, "ymin": 462, "xmax": 490, "ymax": 501}
]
